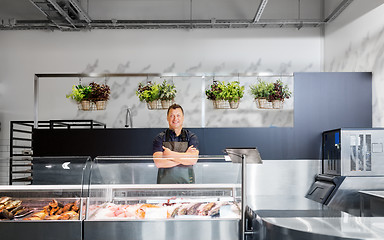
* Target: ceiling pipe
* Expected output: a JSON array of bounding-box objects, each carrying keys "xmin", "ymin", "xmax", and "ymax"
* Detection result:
[
  {"xmin": 324, "ymin": 0, "xmax": 354, "ymax": 23},
  {"xmin": 0, "ymin": 19, "xmax": 327, "ymax": 30},
  {"xmin": 253, "ymin": 0, "xmax": 269, "ymax": 23},
  {"xmin": 9, "ymin": 0, "xmax": 353, "ymax": 31}
]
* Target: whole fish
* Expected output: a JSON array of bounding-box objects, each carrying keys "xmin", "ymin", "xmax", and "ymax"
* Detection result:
[
  {"xmin": 200, "ymin": 202, "xmax": 216, "ymax": 216},
  {"xmin": 0, "ymin": 197, "xmax": 11, "ymax": 205},
  {"xmin": 5, "ymin": 200, "xmax": 22, "ymax": 211},
  {"xmin": 187, "ymin": 203, "xmax": 203, "ymax": 215},
  {"xmin": 0, "ymin": 209, "xmax": 14, "ymax": 220}
]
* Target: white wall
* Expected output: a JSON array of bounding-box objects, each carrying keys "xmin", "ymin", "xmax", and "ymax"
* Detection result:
[
  {"xmin": 0, "ymin": 28, "xmax": 322, "ymax": 184},
  {"xmin": 0, "ymin": 28, "xmax": 322, "ymax": 134},
  {"xmin": 324, "ymin": 1, "xmax": 384, "ymax": 127}
]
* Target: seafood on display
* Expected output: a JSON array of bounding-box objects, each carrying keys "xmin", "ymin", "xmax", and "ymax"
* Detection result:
[
  {"xmin": 0, "ymin": 196, "xmax": 31, "ymax": 220},
  {"xmin": 90, "ymin": 201, "xmax": 240, "ymax": 220},
  {"xmin": 23, "ymin": 199, "xmax": 80, "ymax": 221}
]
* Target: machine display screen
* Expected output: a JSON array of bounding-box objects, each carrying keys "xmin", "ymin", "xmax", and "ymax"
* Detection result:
[{"xmin": 335, "ymin": 132, "xmax": 340, "ymax": 145}]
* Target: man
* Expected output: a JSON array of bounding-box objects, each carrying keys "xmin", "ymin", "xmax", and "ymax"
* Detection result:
[{"xmin": 153, "ymin": 104, "xmax": 199, "ymax": 184}]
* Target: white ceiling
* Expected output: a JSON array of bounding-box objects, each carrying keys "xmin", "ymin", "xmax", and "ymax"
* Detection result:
[{"xmin": 0, "ymin": 0, "xmax": 380, "ymax": 30}]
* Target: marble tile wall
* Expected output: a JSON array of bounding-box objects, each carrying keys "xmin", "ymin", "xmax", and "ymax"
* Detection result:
[{"xmin": 325, "ymin": 3, "xmax": 384, "ymax": 127}]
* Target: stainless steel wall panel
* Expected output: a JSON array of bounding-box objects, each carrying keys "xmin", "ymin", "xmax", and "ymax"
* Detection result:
[{"xmin": 84, "ymin": 219, "xmax": 239, "ymax": 240}]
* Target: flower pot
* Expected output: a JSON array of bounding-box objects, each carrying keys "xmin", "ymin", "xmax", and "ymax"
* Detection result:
[
  {"xmin": 229, "ymin": 100, "xmax": 239, "ymax": 109},
  {"xmin": 213, "ymin": 100, "xmax": 227, "ymax": 109},
  {"xmin": 161, "ymin": 99, "xmax": 174, "ymax": 109},
  {"xmin": 96, "ymin": 100, "xmax": 106, "ymax": 110},
  {"xmin": 272, "ymin": 99, "xmax": 284, "ymax": 109},
  {"xmin": 80, "ymin": 100, "xmax": 91, "ymax": 111},
  {"xmin": 147, "ymin": 100, "xmax": 158, "ymax": 110},
  {"xmin": 256, "ymin": 98, "xmax": 269, "ymax": 109}
]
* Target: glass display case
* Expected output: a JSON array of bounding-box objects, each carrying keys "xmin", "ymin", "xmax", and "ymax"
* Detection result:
[
  {"xmin": 0, "ymin": 156, "xmax": 91, "ymax": 240},
  {"xmin": 84, "ymin": 156, "xmax": 242, "ymax": 240}
]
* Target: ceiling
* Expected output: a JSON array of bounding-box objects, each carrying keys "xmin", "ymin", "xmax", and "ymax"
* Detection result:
[{"xmin": 0, "ymin": 0, "xmax": 354, "ymax": 31}]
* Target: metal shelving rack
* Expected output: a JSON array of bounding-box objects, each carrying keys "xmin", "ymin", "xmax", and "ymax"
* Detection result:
[{"xmin": 9, "ymin": 120, "xmax": 106, "ymax": 185}]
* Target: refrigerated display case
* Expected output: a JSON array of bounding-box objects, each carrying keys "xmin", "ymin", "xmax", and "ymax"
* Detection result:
[
  {"xmin": 84, "ymin": 156, "xmax": 242, "ymax": 240},
  {"xmin": 0, "ymin": 156, "xmax": 91, "ymax": 240}
]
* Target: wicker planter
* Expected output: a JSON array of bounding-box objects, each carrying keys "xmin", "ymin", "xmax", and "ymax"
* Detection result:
[
  {"xmin": 271, "ymin": 99, "xmax": 284, "ymax": 109},
  {"xmin": 96, "ymin": 100, "xmax": 106, "ymax": 110},
  {"xmin": 80, "ymin": 100, "xmax": 91, "ymax": 111},
  {"xmin": 161, "ymin": 99, "xmax": 175, "ymax": 109},
  {"xmin": 229, "ymin": 100, "xmax": 240, "ymax": 109},
  {"xmin": 212, "ymin": 100, "xmax": 227, "ymax": 109},
  {"xmin": 255, "ymin": 98, "xmax": 270, "ymax": 109},
  {"xmin": 147, "ymin": 100, "xmax": 159, "ymax": 110},
  {"xmin": 255, "ymin": 98, "xmax": 284, "ymax": 109}
]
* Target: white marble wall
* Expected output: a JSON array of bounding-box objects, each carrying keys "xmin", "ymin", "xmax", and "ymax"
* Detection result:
[
  {"xmin": 0, "ymin": 28, "xmax": 319, "ymax": 138},
  {"xmin": 0, "ymin": 28, "xmax": 321, "ymax": 184},
  {"xmin": 325, "ymin": 2, "xmax": 384, "ymax": 127}
]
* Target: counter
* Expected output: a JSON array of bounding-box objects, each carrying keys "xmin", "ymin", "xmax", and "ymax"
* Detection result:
[{"xmin": 3, "ymin": 158, "xmax": 384, "ymax": 240}]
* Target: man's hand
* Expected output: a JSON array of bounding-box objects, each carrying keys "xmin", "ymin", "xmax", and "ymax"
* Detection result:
[
  {"xmin": 162, "ymin": 146, "xmax": 175, "ymax": 157},
  {"xmin": 154, "ymin": 145, "xmax": 199, "ymax": 168},
  {"xmin": 186, "ymin": 145, "xmax": 198, "ymax": 155}
]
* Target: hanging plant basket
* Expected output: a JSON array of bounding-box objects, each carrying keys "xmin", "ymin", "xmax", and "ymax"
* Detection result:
[
  {"xmin": 212, "ymin": 100, "xmax": 228, "ymax": 109},
  {"xmin": 80, "ymin": 100, "xmax": 91, "ymax": 111},
  {"xmin": 67, "ymin": 82, "xmax": 111, "ymax": 111},
  {"xmin": 255, "ymin": 98, "xmax": 270, "ymax": 109},
  {"xmin": 95, "ymin": 100, "xmax": 107, "ymax": 110},
  {"xmin": 255, "ymin": 98, "xmax": 284, "ymax": 109},
  {"xmin": 78, "ymin": 101, "xmax": 108, "ymax": 111},
  {"xmin": 228, "ymin": 100, "xmax": 240, "ymax": 109},
  {"xmin": 161, "ymin": 99, "xmax": 175, "ymax": 109},
  {"xmin": 147, "ymin": 100, "xmax": 159, "ymax": 110},
  {"xmin": 271, "ymin": 99, "xmax": 284, "ymax": 109}
]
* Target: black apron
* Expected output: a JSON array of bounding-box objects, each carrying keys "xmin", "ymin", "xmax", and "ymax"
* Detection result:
[{"xmin": 157, "ymin": 129, "xmax": 195, "ymax": 184}]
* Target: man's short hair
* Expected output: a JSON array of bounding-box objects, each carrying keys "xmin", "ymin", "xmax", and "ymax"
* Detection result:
[{"xmin": 167, "ymin": 103, "xmax": 184, "ymax": 115}]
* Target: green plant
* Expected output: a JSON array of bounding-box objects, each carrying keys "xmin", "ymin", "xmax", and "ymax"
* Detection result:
[
  {"xmin": 249, "ymin": 79, "xmax": 274, "ymax": 99},
  {"xmin": 66, "ymin": 84, "xmax": 92, "ymax": 102},
  {"xmin": 268, "ymin": 79, "xmax": 292, "ymax": 101},
  {"xmin": 249, "ymin": 79, "xmax": 292, "ymax": 101},
  {"xmin": 159, "ymin": 80, "xmax": 177, "ymax": 101},
  {"xmin": 225, "ymin": 81, "xmax": 245, "ymax": 102},
  {"xmin": 89, "ymin": 82, "xmax": 111, "ymax": 101},
  {"xmin": 205, "ymin": 81, "xmax": 226, "ymax": 100},
  {"xmin": 136, "ymin": 81, "xmax": 160, "ymax": 102}
]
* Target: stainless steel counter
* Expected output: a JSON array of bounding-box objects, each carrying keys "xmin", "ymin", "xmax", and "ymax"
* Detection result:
[
  {"xmin": 247, "ymin": 194, "xmax": 384, "ymax": 239},
  {"xmin": 262, "ymin": 216, "xmax": 384, "ymax": 240},
  {"xmin": 360, "ymin": 191, "xmax": 384, "ymax": 217},
  {"xmin": 360, "ymin": 191, "xmax": 384, "ymax": 199},
  {"xmin": 245, "ymin": 160, "xmax": 384, "ymax": 240}
]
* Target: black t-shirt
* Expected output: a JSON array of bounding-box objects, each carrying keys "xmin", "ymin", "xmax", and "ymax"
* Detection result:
[{"xmin": 152, "ymin": 129, "xmax": 199, "ymax": 154}]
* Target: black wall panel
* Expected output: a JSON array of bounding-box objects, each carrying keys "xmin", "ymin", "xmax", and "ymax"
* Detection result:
[{"xmin": 33, "ymin": 72, "xmax": 372, "ymax": 160}]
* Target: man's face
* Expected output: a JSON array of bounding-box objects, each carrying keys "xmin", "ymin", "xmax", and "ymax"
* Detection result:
[{"xmin": 167, "ymin": 108, "xmax": 184, "ymax": 130}]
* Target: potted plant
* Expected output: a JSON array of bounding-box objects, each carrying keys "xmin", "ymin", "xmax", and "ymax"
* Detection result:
[
  {"xmin": 249, "ymin": 79, "xmax": 291, "ymax": 109},
  {"xmin": 268, "ymin": 80, "xmax": 292, "ymax": 109},
  {"xmin": 66, "ymin": 84, "xmax": 92, "ymax": 110},
  {"xmin": 250, "ymin": 79, "xmax": 273, "ymax": 109},
  {"xmin": 136, "ymin": 81, "xmax": 160, "ymax": 109},
  {"xmin": 225, "ymin": 81, "xmax": 245, "ymax": 109},
  {"xmin": 159, "ymin": 80, "xmax": 177, "ymax": 109},
  {"xmin": 89, "ymin": 82, "xmax": 111, "ymax": 110},
  {"xmin": 205, "ymin": 81, "xmax": 227, "ymax": 109}
]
